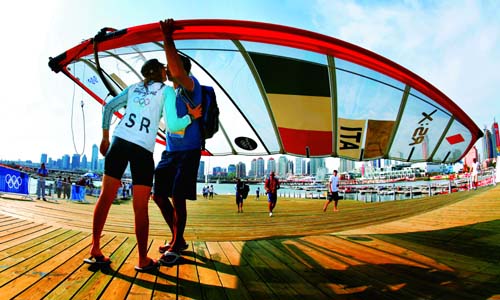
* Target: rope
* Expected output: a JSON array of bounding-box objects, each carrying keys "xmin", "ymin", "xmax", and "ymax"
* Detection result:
[{"xmin": 70, "ymin": 64, "xmax": 86, "ymax": 156}]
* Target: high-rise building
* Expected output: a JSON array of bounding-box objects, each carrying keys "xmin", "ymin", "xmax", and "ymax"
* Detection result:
[
  {"xmin": 309, "ymin": 157, "xmax": 325, "ymax": 176},
  {"xmin": 483, "ymin": 128, "xmax": 494, "ymax": 160},
  {"xmin": 295, "ymin": 157, "xmax": 306, "ymax": 175},
  {"xmin": 492, "ymin": 121, "xmax": 499, "ymax": 158},
  {"xmin": 339, "ymin": 158, "xmax": 355, "ymax": 173},
  {"xmin": 278, "ymin": 156, "xmax": 288, "ymax": 177},
  {"xmin": 236, "ymin": 162, "xmax": 246, "ymax": 178},
  {"xmin": 287, "ymin": 160, "xmax": 294, "ymax": 176},
  {"xmin": 40, "ymin": 153, "xmax": 47, "ymax": 164},
  {"xmin": 81, "ymin": 154, "xmax": 88, "ymax": 170},
  {"xmin": 71, "ymin": 154, "xmax": 81, "ymax": 170},
  {"xmin": 198, "ymin": 160, "xmax": 205, "ymax": 180},
  {"xmin": 266, "ymin": 157, "xmax": 276, "ymax": 176},
  {"xmin": 249, "ymin": 158, "xmax": 257, "ymax": 178},
  {"xmin": 98, "ymin": 158, "xmax": 105, "ymax": 171},
  {"xmin": 228, "ymin": 164, "xmax": 237, "ymax": 176},
  {"xmin": 62, "ymin": 155, "xmax": 70, "ymax": 170},
  {"xmin": 212, "ymin": 166, "xmax": 224, "ymax": 176},
  {"xmin": 256, "ymin": 157, "xmax": 265, "ymax": 178},
  {"xmin": 91, "ymin": 144, "xmax": 99, "ymax": 170}
]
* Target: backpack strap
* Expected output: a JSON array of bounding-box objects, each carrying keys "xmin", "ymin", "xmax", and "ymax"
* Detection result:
[
  {"xmin": 177, "ymin": 87, "xmax": 206, "ymax": 149},
  {"xmin": 178, "ymin": 87, "xmax": 195, "ymax": 107}
]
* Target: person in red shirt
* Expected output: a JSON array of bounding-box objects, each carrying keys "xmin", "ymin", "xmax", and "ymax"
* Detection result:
[{"xmin": 264, "ymin": 171, "xmax": 280, "ymax": 217}]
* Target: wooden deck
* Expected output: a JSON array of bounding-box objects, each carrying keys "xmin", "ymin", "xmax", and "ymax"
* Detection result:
[{"xmin": 1, "ymin": 186, "xmax": 499, "ymax": 299}]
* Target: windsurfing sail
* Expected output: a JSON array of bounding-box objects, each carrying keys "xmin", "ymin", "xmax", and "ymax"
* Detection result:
[{"xmin": 48, "ymin": 19, "xmax": 482, "ymax": 163}]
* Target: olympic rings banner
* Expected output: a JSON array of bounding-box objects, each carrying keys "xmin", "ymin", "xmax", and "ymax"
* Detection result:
[{"xmin": 0, "ymin": 165, "xmax": 30, "ymax": 195}]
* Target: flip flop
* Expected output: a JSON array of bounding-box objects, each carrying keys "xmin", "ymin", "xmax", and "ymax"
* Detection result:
[
  {"xmin": 134, "ymin": 259, "xmax": 159, "ymax": 273},
  {"xmin": 159, "ymin": 242, "xmax": 189, "ymax": 254},
  {"xmin": 83, "ymin": 255, "xmax": 111, "ymax": 265},
  {"xmin": 159, "ymin": 251, "xmax": 181, "ymax": 265}
]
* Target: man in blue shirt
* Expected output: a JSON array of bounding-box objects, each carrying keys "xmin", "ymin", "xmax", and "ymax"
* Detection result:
[
  {"xmin": 154, "ymin": 19, "xmax": 204, "ymax": 265},
  {"xmin": 36, "ymin": 163, "xmax": 48, "ymax": 201}
]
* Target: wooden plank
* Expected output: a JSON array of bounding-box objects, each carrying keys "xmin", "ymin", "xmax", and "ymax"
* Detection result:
[
  {"xmin": 219, "ymin": 241, "xmax": 279, "ymax": 299},
  {"xmin": 205, "ymin": 241, "xmax": 253, "ymax": 300},
  {"xmin": 152, "ymin": 237, "xmax": 179, "ymax": 300},
  {"xmin": 243, "ymin": 240, "xmax": 331, "ymax": 300},
  {"xmin": 0, "ymin": 225, "xmax": 54, "ymax": 252},
  {"xmin": 126, "ymin": 239, "xmax": 162, "ymax": 299},
  {"xmin": 0, "ymin": 230, "xmax": 83, "ymax": 287},
  {"xmin": 177, "ymin": 242, "xmax": 203, "ymax": 300},
  {"xmin": 336, "ymin": 235, "xmax": 454, "ymax": 272},
  {"xmin": 0, "ymin": 218, "xmax": 27, "ymax": 228},
  {"xmin": 261, "ymin": 239, "xmax": 349, "ymax": 299},
  {"xmin": 192, "ymin": 241, "xmax": 228, "ymax": 300},
  {"xmin": 0, "ymin": 228, "xmax": 75, "ymax": 268},
  {"xmin": 12, "ymin": 234, "xmax": 113, "ymax": 300},
  {"xmin": 97, "ymin": 241, "xmax": 137, "ymax": 300},
  {"xmin": 0, "ymin": 232, "xmax": 90, "ymax": 299},
  {"xmin": 291, "ymin": 236, "xmax": 394, "ymax": 299},
  {"xmin": 0, "ymin": 222, "xmax": 47, "ymax": 238},
  {"xmin": 246, "ymin": 239, "xmax": 332, "ymax": 299},
  {"xmin": 75, "ymin": 236, "xmax": 136, "ymax": 299},
  {"xmin": 0, "ymin": 186, "xmax": 498, "ymax": 299},
  {"xmin": 39, "ymin": 235, "xmax": 127, "ymax": 299},
  {"xmin": 305, "ymin": 235, "xmax": 478, "ymax": 299},
  {"xmin": 233, "ymin": 241, "xmax": 300, "ymax": 299}
]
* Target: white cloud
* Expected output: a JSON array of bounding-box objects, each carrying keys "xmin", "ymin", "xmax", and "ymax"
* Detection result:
[{"xmin": 312, "ymin": 0, "xmax": 500, "ymax": 131}]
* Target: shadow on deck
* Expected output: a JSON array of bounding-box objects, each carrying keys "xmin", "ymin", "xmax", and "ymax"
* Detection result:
[{"xmin": 0, "ymin": 186, "xmax": 499, "ymax": 299}]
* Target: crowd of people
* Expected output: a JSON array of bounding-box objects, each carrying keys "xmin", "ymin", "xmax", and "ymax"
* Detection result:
[{"xmin": 35, "ymin": 166, "xmax": 89, "ymax": 201}]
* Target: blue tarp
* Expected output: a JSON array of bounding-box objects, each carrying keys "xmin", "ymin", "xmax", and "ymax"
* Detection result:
[
  {"xmin": 71, "ymin": 185, "xmax": 86, "ymax": 201},
  {"xmin": 0, "ymin": 166, "xmax": 30, "ymax": 195}
]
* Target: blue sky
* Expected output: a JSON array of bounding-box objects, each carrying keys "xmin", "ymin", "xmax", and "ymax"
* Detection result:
[{"xmin": 1, "ymin": 0, "xmax": 499, "ymax": 169}]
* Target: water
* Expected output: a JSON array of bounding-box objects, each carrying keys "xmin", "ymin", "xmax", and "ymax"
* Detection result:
[
  {"xmin": 196, "ymin": 179, "xmax": 459, "ymax": 202},
  {"xmin": 198, "ymin": 182, "xmax": 265, "ymax": 196},
  {"xmin": 29, "ymin": 178, "xmax": 461, "ymax": 202}
]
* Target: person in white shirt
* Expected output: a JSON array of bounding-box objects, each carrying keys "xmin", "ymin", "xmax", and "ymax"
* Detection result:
[
  {"xmin": 471, "ymin": 158, "xmax": 480, "ymax": 190},
  {"xmin": 323, "ymin": 170, "xmax": 340, "ymax": 212}
]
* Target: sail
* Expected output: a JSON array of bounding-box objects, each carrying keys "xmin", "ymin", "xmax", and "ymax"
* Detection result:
[{"xmin": 49, "ymin": 19, "xmax": 482, "ymax": 162}]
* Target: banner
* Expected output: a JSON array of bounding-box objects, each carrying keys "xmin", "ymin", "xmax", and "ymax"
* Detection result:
[
  {"xmin": 0, "ymin": 165, "xmax": 30, "ymax": 195},
  {"xmin": 337, "ymin": 118, "xmax": 365, "ymax": 160}
]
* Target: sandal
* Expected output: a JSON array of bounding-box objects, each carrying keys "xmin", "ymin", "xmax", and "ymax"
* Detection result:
[
  {"xmin": 134, "ymin": 259, "xmax": 159, "ymax": 272},
  {"xmin": 159, "ymin": 242, "xmax": 189, "ymax": 254},
  {"xmin": 159, "ymin": 251, "xmax": 181, "ymax": 265},
  {"xmin": 83, "ymin": 255, "xmax": 111, "ymax": 265}
]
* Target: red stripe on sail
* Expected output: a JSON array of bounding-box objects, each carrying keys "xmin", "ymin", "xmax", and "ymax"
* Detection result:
[
  {"xmin": 446, "ymin": 134, "xmax": 465, "ymax": 145},
  {"xmin": 279, "ymin": 127, "xmax": 332, "ymax": 156}
]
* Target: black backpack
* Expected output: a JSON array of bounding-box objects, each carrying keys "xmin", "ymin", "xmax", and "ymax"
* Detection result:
[
  {"xmin": 180, "ymin": 85, "xmax": 220, "ymax": 147},
  {"xmin": 200, "ymin": 86, "xmax": 219, "ymax": 140},
  {"xmin": 242, "ymin": 184, "xmax": 250, "ymax": 199}
]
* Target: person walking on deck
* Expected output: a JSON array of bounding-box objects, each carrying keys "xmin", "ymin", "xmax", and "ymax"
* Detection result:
[
  {"xmin": 265, "ymin": 171, "xmax": 280, "ymax": 217},
  {"xmin": 323, "ymin": 170, "xmax": 340, "ymax": 212}
]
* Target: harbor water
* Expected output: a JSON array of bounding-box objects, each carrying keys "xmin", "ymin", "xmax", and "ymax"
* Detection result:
[{"xmin": 30, "ymin": 176, "xmax": 490, "ymax": 203}]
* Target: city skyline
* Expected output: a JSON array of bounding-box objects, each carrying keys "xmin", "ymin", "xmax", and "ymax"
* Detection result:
[{"xmin": 2, "ymin": 144, "xmax": 336, "ymax": 178}]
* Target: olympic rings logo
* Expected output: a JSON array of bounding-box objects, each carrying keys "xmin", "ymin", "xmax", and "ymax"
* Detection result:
[
  {"xmin": 133, "ymin": 97, "xmax": 150, "ymax": 107},
  {"xmin": 5, "ymin": 174, "xmax": 22, "ymax": 189}
]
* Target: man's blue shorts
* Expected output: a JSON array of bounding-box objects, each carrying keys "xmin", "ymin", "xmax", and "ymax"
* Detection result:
[
  {"xmin": 267, "ymin": 192, "xmax": 277, "ymax": 203},
  {"xmin": 154, "ymin": 149, "xmax": 201, "ymax": 200}
]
